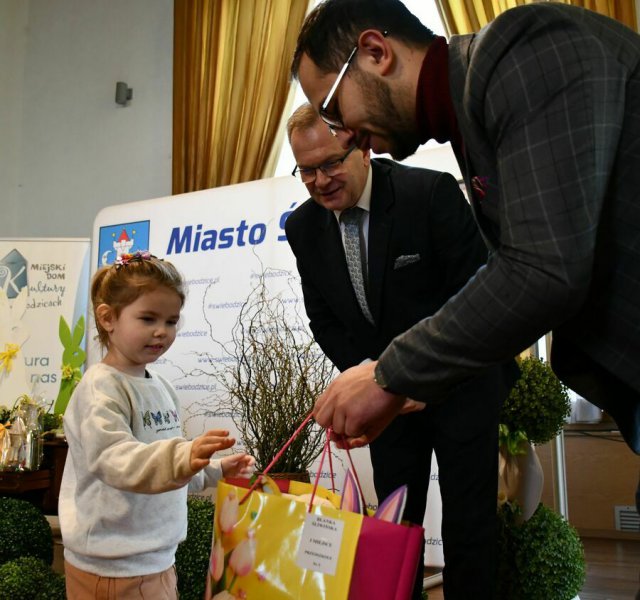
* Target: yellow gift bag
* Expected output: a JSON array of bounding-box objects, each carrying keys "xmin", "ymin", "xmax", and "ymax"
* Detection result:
[
  {"xmin": 206, "ymin": 477, "xmax": 363, "ymax": 599},
  {"xmin": 204, "ymin": 416, "xmax": 424, "ymax": 600}
]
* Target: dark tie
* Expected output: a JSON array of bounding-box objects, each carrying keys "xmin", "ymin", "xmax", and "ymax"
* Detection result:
[{"xmin": 340, "ymin": 207, "xmax": 374, "ymax": 324}]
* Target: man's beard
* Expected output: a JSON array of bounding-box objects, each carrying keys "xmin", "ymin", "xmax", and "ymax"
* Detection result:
[{"xmin": 353, "ymin": 70, "xmax": 420, "ymax": 160}]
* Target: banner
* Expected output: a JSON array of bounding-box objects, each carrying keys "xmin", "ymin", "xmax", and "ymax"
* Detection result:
[
  {"xmin": 91, "ymin": 175, "xmax": 443, "ymax": 567},
  {"xmin": 0, "ymin": 238, "xmax": 90, "ymax": 410}
]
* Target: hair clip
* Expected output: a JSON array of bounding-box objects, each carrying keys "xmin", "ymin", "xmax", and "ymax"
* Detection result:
[{"xmin": 114, "ymin": 250, "xmax": 154, "ymax": 268}]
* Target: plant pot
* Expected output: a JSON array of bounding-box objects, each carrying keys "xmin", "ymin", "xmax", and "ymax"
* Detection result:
[
  {"xmin": 262, "ymin": 471, "xmax": 310, "ymax": 484},
  {"xmin": 498, "ymin": 442, "xmax": 544, "ymax": 522}
]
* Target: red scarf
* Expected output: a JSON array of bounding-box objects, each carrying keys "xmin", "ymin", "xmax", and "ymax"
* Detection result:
[{"xmin": 415, "ymin": 36, "xmax": 463, "ymax": 157}]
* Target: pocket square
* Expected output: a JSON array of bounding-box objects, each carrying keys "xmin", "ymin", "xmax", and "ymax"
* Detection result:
[
  {"xmin": 393, "ymin": 254, "xmax": 421, "ymax": 269},
  {"xmin": 0, "ymin": 249, "xmax": 28, "ymax": 299}
]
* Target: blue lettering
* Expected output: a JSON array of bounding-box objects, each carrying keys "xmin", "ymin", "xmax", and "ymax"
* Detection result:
[
  {"xmin": 201, "ymin": 229, "xmax": 218, "ymax": 250},
  {"xmin": 166, "ymin": 220, "xmax": 269, "ymax": 255},
  {"xmin": 193, "ymin": 224, "xmax": 203, "ymax": 249},
  {"xmin": 248, "ymin": 223, "xmax": 266, "ymax": 245},
  {"xmin": 167, "ymin": 226, "xmax": 192, "ymax": 254},
  {"xmin": 236, "ymin": 220, "xmax": 248, "ymax": 246},
  {"xmin": 218, "ymin": 228, "xmax": 234, "ymax": 249},
  {"xmin": 278, "ymin": 202, "xmax": 297, "ymax": 241}
]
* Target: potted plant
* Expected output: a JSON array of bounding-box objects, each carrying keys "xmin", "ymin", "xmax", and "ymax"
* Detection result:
[
  {"xmin": 498, "ymin": 355, "xmax": 572, "ymax": 519},
  {"xmin": 210, "ymin": 269, "xmax": 336, "ymax": 478},
  {"xmin": 496, "ymin": 356, "xmax": 585, "ymax": 598}
]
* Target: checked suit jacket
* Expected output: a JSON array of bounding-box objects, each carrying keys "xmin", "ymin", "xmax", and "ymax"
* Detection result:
[{"xmin": 375, "ymin": 3, "xmax": 640, "ymax": 453}]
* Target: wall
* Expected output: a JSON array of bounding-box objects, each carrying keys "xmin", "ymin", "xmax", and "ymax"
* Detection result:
[
  {"xmin": 537, "ymin": 425, "xmax": 640, "ymax": 539},
  {"xmin": 2, "ymin": 0, "xmax": 639, "ymax": 236},
  {"xmin": 0, "ymin": 1, "xmax": 28, "ymax": 233},
  {"xmin": 0, "ymin": 0, "xmax": 173, "ymax": 239}
]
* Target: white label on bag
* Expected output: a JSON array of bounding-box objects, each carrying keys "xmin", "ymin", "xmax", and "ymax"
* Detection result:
[{"xmin": 296, "ymin": 513, "xmax": 345, "ymax": 575}]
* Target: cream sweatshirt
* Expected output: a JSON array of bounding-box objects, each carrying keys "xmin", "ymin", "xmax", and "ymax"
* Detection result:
[{"xmin": 59, "ymin": 362, "xmax": 222, "ymax": 577}]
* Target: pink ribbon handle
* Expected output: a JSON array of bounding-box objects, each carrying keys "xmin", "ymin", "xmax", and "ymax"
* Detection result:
[{"xmin": 237, "ymin": 414, "xmax": 362, "ymax": 514}]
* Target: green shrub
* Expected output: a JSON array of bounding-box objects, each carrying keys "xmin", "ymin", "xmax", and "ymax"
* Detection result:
[
  {"xmin": 0, "ymin": 556, "xmax": 65, "ymax": 599},
  {"xmin": 175, "ymin": 495, "xmax": 215, "ymax": 600},
  {"xmin": 501, "ymin": 357, "xmax": 571, "ymax": 444},
  {"xmin": 42, "ymin": 412, "xmax": 63, "ymax": 433},
  {"xmin": 497, "ymin": 503, "xmax": 585, "ymax": 599},
  {"xmin": 0, "ymin": 497, "xmax": 53, "ymax": 565}
]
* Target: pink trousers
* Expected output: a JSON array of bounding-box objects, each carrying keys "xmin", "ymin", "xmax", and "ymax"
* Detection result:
[{"xmin": 64, "ymin": 560, "xmax": 178, "ymax": 600}]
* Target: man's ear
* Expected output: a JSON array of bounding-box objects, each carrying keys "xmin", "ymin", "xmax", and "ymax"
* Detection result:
[
  {"xmin": 96, "ymin": 303, "xmax": 115, "ymax": 333},
  {"xmin": 357, "ymin": 29, "xmax": 393, "ymax": 75}
]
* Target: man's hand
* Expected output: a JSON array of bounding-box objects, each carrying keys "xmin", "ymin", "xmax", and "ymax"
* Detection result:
[
  {"xmin": 399, "ymin": 398, "xmax": 426, "ymax": 414},
  {"xmin": 313, "ymin": 361, "xmax": 406, "ymax": 448},
  {"xmin": 190, "ymin": 429, "xmax": 235, "ymax": 472}
]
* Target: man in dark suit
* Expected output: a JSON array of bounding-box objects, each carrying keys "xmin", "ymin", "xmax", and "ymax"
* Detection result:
[
  {"xmin": 285, "ymin": 103, "xmax": 517, "ymax": 600},
  {"xmin": 291, "ymin": 0, "xmax": 640, "ymax": 456}
]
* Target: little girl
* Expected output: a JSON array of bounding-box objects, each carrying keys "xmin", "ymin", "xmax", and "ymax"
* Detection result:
[{"xmin": 59, "ymin": 251, "xmax": 254, "ymax": 599}]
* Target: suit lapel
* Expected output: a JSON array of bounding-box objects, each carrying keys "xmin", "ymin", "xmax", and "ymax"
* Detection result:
[
  {"xmin": 316, "ymin": 208, "xmax": 365, "ymax": 324},
  {"xmin": 368, "ymin": 162, "xmax": 394, "ymax": 323}
]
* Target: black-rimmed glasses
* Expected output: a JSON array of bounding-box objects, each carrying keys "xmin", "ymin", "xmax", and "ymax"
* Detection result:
[
  {"xmin": 292, "ymin": 146, "xmax": 357, "ymax": 183},
  {"xmin": 319, "ymin": 31, "xmax": 388, "ymax": 132},
  {"xmin": 319, "ymin": 45, "xmax": 358, "ymax": 131}
]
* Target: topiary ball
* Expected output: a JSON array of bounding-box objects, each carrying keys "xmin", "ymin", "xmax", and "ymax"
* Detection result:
[
  {"xmin": 175, "ymin": 495, "xmax": 215, "ymax": 600},
  {"xmin": 0, "ymin": 556, "xmax": 66, "ymax": 599},
  {"xmin": 0, "ymin": 497, "xmax": 53, "ymax": 566},
  {"xmin": 501, "ymin": 357, "xmax": 571, "ymax": 444},
  {"xmin": 497, "ymin": 503, "xmax": 585, "ymax": 599}
]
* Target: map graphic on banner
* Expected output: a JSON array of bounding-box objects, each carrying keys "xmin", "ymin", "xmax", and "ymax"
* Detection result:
[
  {"xmin": 0, "ymin": 238, "xmax": 90, "ymax": 410},
  {"xmin": 92, "ymin": 175, "xmax": 444, "ymax": 567}
]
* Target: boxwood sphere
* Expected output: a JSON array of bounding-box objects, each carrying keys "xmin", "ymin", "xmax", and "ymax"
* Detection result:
[
  {"xmin": 175, "ymin": 495, "xmax": 215, "ymax": 600},
  {"xmin": 0, "ymin": 497, "xmax": 53, "ymax": 565},
  {"xmin": 501, "ymin": 357, "xmax": 571, "ymax": 444},
  {"xmin": 497, "ymin": 503, "xmax": 585, "ymax": 599},
  {"xmin": 0, "ymin": 556, "xmax": 66, "ymax": 599}
]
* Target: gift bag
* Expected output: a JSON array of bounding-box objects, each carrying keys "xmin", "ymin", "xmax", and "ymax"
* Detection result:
[{"xmin": 205, "ymin": 418, "xmax": 424, "ymax": 600}]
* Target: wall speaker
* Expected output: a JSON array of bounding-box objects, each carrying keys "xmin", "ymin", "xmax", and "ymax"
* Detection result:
[{"xmin": 115, "ymin": 81, "xmax": 133, "ymax": 106}]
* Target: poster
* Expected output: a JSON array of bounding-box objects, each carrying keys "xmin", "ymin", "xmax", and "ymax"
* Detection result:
[{"xmin": 0, "ymin": 238, "xmax": 90, "ymax": 411}]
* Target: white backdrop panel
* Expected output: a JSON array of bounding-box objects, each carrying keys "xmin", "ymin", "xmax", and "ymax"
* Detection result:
[{"xmin": 91, "ymin": 175, "xmax": 444, "ymax": 566}]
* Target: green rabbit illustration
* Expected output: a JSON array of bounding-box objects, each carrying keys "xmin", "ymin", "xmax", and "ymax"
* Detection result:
[{"xmin": 54, "ymin": 315, "xmax": 85, "ymax": 414}]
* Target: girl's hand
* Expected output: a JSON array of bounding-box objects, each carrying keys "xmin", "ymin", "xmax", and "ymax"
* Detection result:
[
  {"xmin": 190, "ymin": 429, "xmax": 235, "ymax": 472},
  {"xmin": 221, "ymin": 453, "xmax": 256, "ymax": 478}
]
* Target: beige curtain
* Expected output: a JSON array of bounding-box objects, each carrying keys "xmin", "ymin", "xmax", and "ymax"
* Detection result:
[
  {"xmin": 436, "ymin": 0, "xmax": 637, "ymax": 36},
  {"xmin": 173, "ymin": 0, "xmax": 310, "ymax": 194}
]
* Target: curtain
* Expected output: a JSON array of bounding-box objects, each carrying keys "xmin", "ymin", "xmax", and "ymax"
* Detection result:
[
  {"xmin": 436, "ymin": 0, "xmax": 637, "ymax": 36},
  {"xmin": 173, "ymin": 0, "xmax": 310, "ymax": 194}
]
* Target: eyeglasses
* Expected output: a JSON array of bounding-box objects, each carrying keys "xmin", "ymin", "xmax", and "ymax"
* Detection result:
[
  {"xmin": 292, "ymin": 146, "xmax": 357, "ymax": 183},
  {"xmin": 319, "ymin": 31, "xmax": 388, "ymax": 132},
  {"xmin": 319, "ymin": 45, "xmax": 358, "ymax": 131}
]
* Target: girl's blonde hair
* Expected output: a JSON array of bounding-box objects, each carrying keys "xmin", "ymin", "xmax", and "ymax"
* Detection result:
[{"xmin": 91, "ymin": 253, "xmax": 185, "ymax": 348}]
